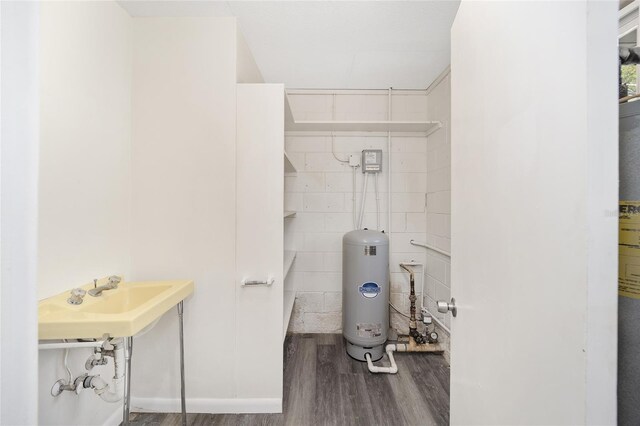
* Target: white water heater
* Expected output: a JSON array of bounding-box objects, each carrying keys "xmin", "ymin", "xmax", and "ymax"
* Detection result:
[{"xmin": 342, "ymin": 229, "xmax": 389, "ymax": 361}]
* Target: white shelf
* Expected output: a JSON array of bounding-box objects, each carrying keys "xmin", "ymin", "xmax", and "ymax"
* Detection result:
[
  {"xmin": 282, "ymin": 95, "xmax": 298, "ymax": 343},
  {"xmin": 284, "ymin": 151, "xmax": 297, "ymax": 173},
  {"xmin": 285, "ymin": 93, "xmax": 441, "ymax": 133},
  {"xmin": 287, "ymin": 120, "xmax": 441, "ymax": 133},
  {"xmin": 284, "ymin": 250, "xmax": 296, "ymax": 280},
  {"xmin": 283, "ymin": 290, "xmax": 295, "ymax": 342}
]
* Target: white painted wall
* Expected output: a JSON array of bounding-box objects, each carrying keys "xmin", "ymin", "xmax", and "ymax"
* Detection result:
[
  {"xmin": 450, "ymin": 1, "xmax": 617, "ymax": 424},
  {"xmin": 425, "ymin": 73, "xmax": 451, "ymax": 256},
  {"xmin": 236, "ymin": 30, "xmax": 263, "ymax": 84},
  {"xmin": 37, "ymin": 2, "xmax": 132, "ymax": 425},
  {"xmin": 1, "ymin": 2, "xmax": 40, "ymax": 424},
  {"xmin": 36, "ymin": 9, "xmax": 279, "ymax": 417},
  {"xmin": 130, "ymin": 17, "xmax": 278, "ymax": 413},
  {"xmin": 236, "ymin": 84, "xmax": 283, "ymax": 405},
  {"xmin": 284, "ymin": 90, "xmax": 430, "ymax": 335},
  {"xmin": 423, "ymin": 71, "xmax": 452, "ymax": 357},
  {"xmin": 38, "ymin": 2, "xmax": 133, "ymax": 300}
]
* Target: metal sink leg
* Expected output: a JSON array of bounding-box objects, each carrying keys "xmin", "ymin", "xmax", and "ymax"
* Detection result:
[
  {"xmin": 178, "ymin": 301, "xmax": 186, "ymax": 426},
  {"xmin": 122, "ymin": 336, "xmax": 133, "ymax": 425}
]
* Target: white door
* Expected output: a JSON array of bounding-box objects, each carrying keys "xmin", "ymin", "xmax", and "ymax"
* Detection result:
[
  {"xmin": 235, "ymin": 84, "xmax": 285, "ymax": 404},
  {"xmin": 448, "ymin": 1, "xmax": 618, "ymax": 424}
]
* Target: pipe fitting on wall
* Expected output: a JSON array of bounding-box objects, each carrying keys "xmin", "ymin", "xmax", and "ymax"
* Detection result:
[{"xmin": 85, "ymin": 351, "xmax": 109, "ymax": 370}]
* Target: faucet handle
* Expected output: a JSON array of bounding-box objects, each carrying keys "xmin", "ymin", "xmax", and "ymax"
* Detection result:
[
  {"xmin": 107, "ymin": 276, "xmax": 121, "ymax": 286},
  {"xmin": 71, "ymin": 288, "xmax": 86, "ymax": 297},
  {"xmin": 67, "ymin": 288, "xmax": 86, "ymax": 305}
]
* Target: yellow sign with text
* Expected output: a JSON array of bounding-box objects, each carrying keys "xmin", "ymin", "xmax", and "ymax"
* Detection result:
[{"xmin": 619, "ymin": 201, "xmax": 640, "ymax": 299}]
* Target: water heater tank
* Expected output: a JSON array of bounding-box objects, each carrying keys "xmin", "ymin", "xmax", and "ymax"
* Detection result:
[{"xmin": 342, "ymin": 229, "xmax": 389, "ymax": 361}]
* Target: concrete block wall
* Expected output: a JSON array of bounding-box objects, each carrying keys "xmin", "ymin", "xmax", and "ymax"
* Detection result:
[
  {"xmin": 285, "ymin": 90, "xmax": 432, "ymax": 335},
  {"xmin": 423, "ymin": 72, "xmax": 452, "ymax": 340}
]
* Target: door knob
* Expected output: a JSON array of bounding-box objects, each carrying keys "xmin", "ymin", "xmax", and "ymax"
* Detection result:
[{"xmin": 437, "ymin": 297, "xmax": 457, "ymax": 317}]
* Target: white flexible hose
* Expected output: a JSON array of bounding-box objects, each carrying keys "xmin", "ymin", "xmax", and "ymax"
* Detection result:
[
  {"xmin": 374, "ymin": 173, "xmax": 380, "ymax": 231},
  {"xmin": 63, "ymin": 347, "xmax": 72, "ymax": 384},
  {"xmin": 365, "ymin": 344, "xmax": 398, "ymax": 374},
  {"xmin": 358, "ymin": 173, "xmax": 369, "ymax": 229}
]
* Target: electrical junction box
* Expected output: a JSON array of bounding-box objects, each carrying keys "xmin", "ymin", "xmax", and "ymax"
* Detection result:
[{"xmin": 361, "ymin": 149, "xmax": 382, "ymax": 173}]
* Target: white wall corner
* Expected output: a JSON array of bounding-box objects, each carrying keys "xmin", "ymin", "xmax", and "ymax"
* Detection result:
[
  {"xmin": 102, "ymin": 407, "xmax": 124, "ymax": 426},
  {"xmin": 236, "ymin": 24, "xmax": 264, "ymax": 84},
  {"xmin": 0, "ymin": 1, "xmax": 40, "ymax": 425}
]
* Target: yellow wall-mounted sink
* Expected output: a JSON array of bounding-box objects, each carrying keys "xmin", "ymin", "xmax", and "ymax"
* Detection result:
[{"xmin": 38, "ymin": 279, "xmax": 194, "ymax": 340}]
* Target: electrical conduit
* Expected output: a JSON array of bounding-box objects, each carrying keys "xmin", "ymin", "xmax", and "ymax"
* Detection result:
[
  {"xmin": 352, "ymin": 165, "xmax": 358, "ymax": 229},
  {"xmin": 374, "ymin": 173, "xmax": 380, "ymax": 231},
  {"xmin": 358, "ymin": 173, "xmax": 369, "ymax": 229},
  {"xmin": 387, "ymin": 87, "xmax": 392, "ymax": 236}
]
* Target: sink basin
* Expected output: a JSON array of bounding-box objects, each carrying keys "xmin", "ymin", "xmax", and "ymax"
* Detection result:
[{"xmin": 38, "ymin": 279, "xmax": 193, "ymax": 340}]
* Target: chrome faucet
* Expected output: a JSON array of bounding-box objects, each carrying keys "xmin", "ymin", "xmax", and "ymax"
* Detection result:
[
  {"xmin": 67, "ymin": 288, "xmax": 87, "ymax": 305},
  {"xmin": 88, "ymin": 276, "xmax": 122, "ymax": 297}
]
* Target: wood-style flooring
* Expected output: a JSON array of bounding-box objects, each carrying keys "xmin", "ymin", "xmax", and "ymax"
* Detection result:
[{"xmin": 129, "ymin": 333, "xmax": 450, "ymax": 426}]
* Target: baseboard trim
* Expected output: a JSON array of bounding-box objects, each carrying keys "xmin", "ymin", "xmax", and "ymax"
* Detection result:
[
  {"xmin": 103, "ymin": 406, "xmax": 123, "ymax": 426},
  {"xmin": 130, "ymin": 397, "xmax": 283, "ymax": 414}
]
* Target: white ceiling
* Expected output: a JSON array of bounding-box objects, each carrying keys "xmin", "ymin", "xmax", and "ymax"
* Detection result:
[{"xmin": 119, "ymin": 1, "xmax": 460, "ymax": 89}]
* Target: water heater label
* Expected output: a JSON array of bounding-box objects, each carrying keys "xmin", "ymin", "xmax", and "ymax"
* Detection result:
[
  {"xmin": 357, "ymin": 323, "xmax": 382, "ymax": 338},
  {"xmin": 359, "ymin": 282, "xmax": 381, "ymax": 298},
  {"xmin": 364, "ymin": 245, "xmax": 377, "ymax": 256}
]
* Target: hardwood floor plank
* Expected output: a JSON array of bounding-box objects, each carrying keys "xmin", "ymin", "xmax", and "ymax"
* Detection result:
[
  {"xmin": 427, "ymin": 356, "xmax": 451, "ymax": 397},
  {"xmin": 336, "ymin": 372, "xmax": 361, "ymax": 425},
  {"xmin": 128, "ymin": 411, "xmax": 165, "ymax": 425},
  {"xmin": 360, "ymin": 370, "xmax": 405, "ymax": 425},
  {"xmin": 130, "ymin": 334, "xmax": 450, "ymax": 426},
  {"xmin": 283, "ymin": 335, "xmax": 317, "ymax": 426},
  {"xmin": 333, "ymin": 335, "xmax": 356, "ymax": 375},
  {"xmin": 387, "ymin": 355, "xmax": 439, "ymax": 425},
  {"xmin": 410, "ymin": 360, "xmax": 450, "ymax": 425},
  {"xmin": 352, "ymin": 373, "xmax": 379, "ymax": 425},
  {"xmin": 282, "ymin": 333, "xmax": 300, "ymax": 413},
  {"xmin": 189, "ymin": 413, "xmax": 221, "ymax": 426},
  {"xmin": 315, "ymin": 343, "xmax": 352, "ymax": 425},
  {"xmin": 159, "ymin": 413, "xmax": 185, "ymax": 426},
  {"xmin": 409, "ymin": 353, "xmax": 451, "ymax": 397}
]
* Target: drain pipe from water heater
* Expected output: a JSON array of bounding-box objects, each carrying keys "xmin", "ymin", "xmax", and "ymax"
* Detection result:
[
  {"xmin": 366, "ymin": 265, "xmax": 445, "ymax": 374},
  {"xmin": 365, "ymin": 344, "xmax": 398, "ymax": 374}
]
